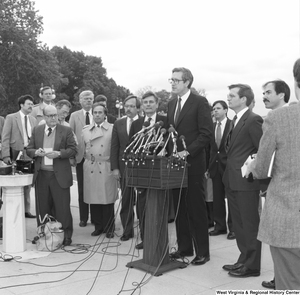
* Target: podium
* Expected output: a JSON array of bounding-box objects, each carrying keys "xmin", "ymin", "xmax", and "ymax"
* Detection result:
[
  {"xmin": 125, "ymin": 156, "xmax": 188, "ymax": 276},
  {"xmin": 0, "ymin": 174, "xmax": 33, "ymax": 253}
]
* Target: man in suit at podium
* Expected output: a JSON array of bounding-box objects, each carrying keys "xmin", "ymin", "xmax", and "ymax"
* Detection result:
[
  {"xmin": 111, "ymin": 95, "xmax": 140, "ymax": 241},
  {"xmin": 69, "ymin": 90, "xmax": 94, "ymax": 227},
  {"xmin": 208, "ymin": 100, "xmax": 234, "ymax": 240},
  {"xmin": 1, "ymin": 95, "xmax": 37, "ymax": 218},
  {"xmin": 129, "ymin": 91, "xmax": 167, "ymax": 250},
  {"xmin": 167, "ymin": 67, "xmax": 213, "ymax": 265}
]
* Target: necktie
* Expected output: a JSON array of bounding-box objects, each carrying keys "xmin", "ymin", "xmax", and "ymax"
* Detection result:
[
  {"xmin": 225, "ymin": 115, "xmax": 237, "ymax": 152},
  {"xmin": 48, "ymin": 127, "xmax": 52, "ymax": 137},
  {"xmin": 128, "ymin": 118, "xmax": 133, "ymax": 135},
  {"xmin": 174, "ymin": 97, "xmax": 182, "ymax": 125},
  {"xmin": 216, "ymin": 122, "xmax": 222, "ymax": 148},
  {"xmin": 97, "ymin": 124, "xmax": 100, "ymax": 128},
  {"xmin": 24, "ymin": 115, "xmax": 30, "ymax": 140},
  {"xmin": 85, "ymin": 112, "xmax": 90, "ymax": 125}
]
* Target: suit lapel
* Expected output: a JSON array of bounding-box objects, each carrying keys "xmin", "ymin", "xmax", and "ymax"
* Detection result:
[
  {"xmin": 220, "ymin": 119, "xmax": 231, "ymax": 148},
  {"xmin": 36, "ymin": 125, "xmax": 45, "ymax": 148},
  {"xmin": 229, "ymin": 110, "xmax": 250, "ymax": 149},
  {"xmin": 121, "ymin": 117, "xmax": 129, "ymax": 141},
  {"xmin": 176, "ymin": 93, "xmax": 194, "ymax": 127},
  {"xmin": 54, "ymin": 125, "xmax": 62, "ymax": 150},
  {"xmin": 16, "ymin": 112, "xmax": 24, "ymax": 139},
  {"xmin": 168, "ymin": 98, "xmax": 177, "ymax": 126}
]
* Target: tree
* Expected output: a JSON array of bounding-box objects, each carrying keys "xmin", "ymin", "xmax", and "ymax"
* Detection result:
[{"xmin": 0, "ymin": 0, "xmax": 60, "ymax": 115}]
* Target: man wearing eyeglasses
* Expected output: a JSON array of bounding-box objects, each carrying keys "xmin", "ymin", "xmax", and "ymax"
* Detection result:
[
  {"xmin": 26, "ymin": 105, "xmax": 77, "ymax": 246},
  {"xmin": 69, "ymin": 90, "xmax": 94, "ymax": 227},
  {"xmin": 167, "ymin": 68, "xmax": 213, "ymax": 265},
  {"xmin": 1, "ymin": 95, "xmax": 37, "ymax": 218},
  {"xmin": 110, "ymin": 95, "xmax": 140, "ymax": 242}
]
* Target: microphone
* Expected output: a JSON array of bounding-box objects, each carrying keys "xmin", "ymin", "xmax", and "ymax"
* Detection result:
[
  {"xmin": 153, "ymin": 128, "xmax": 167, "ymax": 154},
  {"xmin": 179, "ymin": 135, "xmax": 187, "ymax": 151},
  {"xmin": 168, "ymin": 125, "xmax": 178, "ymax": 155},
  {"xmin": 132, "ymin": 121, "xmax": 151, "ymax": 138},
  {"xmin": 154, "ymin": 121, "xmax": 164, "ymax": 140}
]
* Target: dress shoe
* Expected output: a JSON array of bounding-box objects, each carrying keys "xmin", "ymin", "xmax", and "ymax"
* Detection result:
[
  {"xmin": 63, "ymin": 238, "xmax": 72, "ymax": 246},
  {"xmin": 91, "ymin": 229, "xmax": 103, "ymax": 236},
  {"xmin": 135, "ymin": 242, "xmax": 143, "ymax": 250},
  {"xmin": 79, "ymin": 221, "xmax": 87, "ymax": 227},
  {"xmin": 120, "ymin": 234, "xmax": 133, "ymax": 241},
  {"xmin": 191, "ymin": 255, "xmax": 210, "ymax": 265},
  {"xmin": 222, "ymin": 262, "xmax": 244, "ymax": 271},
  {"xmin": 227, "ymin": 232, "xmax": 236, "ymax": 240},
  {"xmin": 25, "ymin": 212, "xmax": 36, "ymax": 218},
  {"xmin": 209, "ymin": 229, "xmax": 227, "ymax": 236},
  {"xmin": 169, "ymin": 250, "xmax": 193, "ymax": 259},
  {"xmin": 228, "ymin": 265, "xmax": 260, "ymax": 278},
  {"xmin": 262, "ymin": 279, "xmax": 275, "ymax": 289},
  {"xmin": 106, "ymin": 232, "xmax": 114, "ymax": 239}
]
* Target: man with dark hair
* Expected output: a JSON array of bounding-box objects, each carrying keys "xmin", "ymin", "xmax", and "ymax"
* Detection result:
[
  {"xmin": 222, "ymin": 84, "xmax": 263, "ymax": 278},
  {"xmin": 262, "ymin": 80, "xmax": 290, "ymax": 110},
  {"xmin": 129, "ymin": 91, "xmax": 167, "ymax": 249},
  {"xmin": 167, "ymin": 67, "xmax": 213, "ymax": 265},
  {"xmin": 259, "ymin": 79, "xmax": 290, "ymax": 290},
  {"xmin": 246, "ymin": 59, "xmax": 300, "ymax": 290},
  {"xmin": 82, "ymin": 103, "xmax": 117, "ymax": 238},
  {"xmin": 1, "ymin": 95, "xmax": 37, "ymax": 218},
  {"xmin": 111, "ymin": 95, "xmax": 140, "ymax": 241},
  {"xmin": 94, "ymin": 94, "xmax": 117, "ymax": 124},
  {"xmin": 208, "ymin": 100, "xmax": 234, "ymax": 240},
  {"xmin": 69, "ymin": 90, "xmax": 94, "ymax": 227}
]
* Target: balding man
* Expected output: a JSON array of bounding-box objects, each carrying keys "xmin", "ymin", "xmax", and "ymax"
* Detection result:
[
  {"xmin": 69, "ymin": 90, "xmax": 94, "ymax": 227},
  {"xmin": 27, "ymin": 105, "xmax": 77, "ymax": 246}
]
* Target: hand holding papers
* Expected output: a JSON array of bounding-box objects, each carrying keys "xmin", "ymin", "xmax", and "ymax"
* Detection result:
[{"xmin": 241, "ymin": 154, "xmax": 256, "ymax": 178}]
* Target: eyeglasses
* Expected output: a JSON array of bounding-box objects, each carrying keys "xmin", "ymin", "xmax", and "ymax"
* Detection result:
[
  {"xmin": 168, "ymin": 78, "xmax": 184, "ymax": 85},
  {"xmin": 82, "ymin": 97, "xmax": 93, "ymax": 101},
  {"xmin": 45, "ymin": 114, "xmax": 58, "ymax": 119}
]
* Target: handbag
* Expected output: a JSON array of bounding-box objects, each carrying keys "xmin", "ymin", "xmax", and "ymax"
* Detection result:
[
  {"xmin": 36, "ymin": 214, "xmax": 64, "ymax": 252},
  {"xmin": 16, "ymin": 159, "xmax": 34, "ymax": 173}
]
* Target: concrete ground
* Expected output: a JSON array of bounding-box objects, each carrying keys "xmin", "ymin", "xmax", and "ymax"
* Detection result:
[{"xmin": 0, "ymin": 182, "xmax": 274, "ymax": 295}]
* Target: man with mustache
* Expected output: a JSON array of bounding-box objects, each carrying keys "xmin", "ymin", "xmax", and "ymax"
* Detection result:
[
  {"xmin": 260, "ymin": 79, "xmax": 290, "ymax": 290},
  {"xmin": 1, "ymin": 95, "xmax": 37, "ymax": 218},
  {"xmin": 263, "ymin": 80, "xmax": 290, "ymax": 111},
  {"xmin": 111, "ymin": 95, "xmax": 140, "ymax": 241}
]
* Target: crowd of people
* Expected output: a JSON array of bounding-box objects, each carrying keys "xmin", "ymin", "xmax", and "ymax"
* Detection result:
[{"xmin": 0, "ymin": 61, "xmax": 300, "ymax": 290}]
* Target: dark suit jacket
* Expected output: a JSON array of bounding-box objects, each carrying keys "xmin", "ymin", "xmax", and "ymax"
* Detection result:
[
  {"xmin": 223, "ymin": 109, "xmax": 263, "ymax": 191},
  {"xmin": 129, "ymin": 114, "xmax": 168, "ymax": 140},
  {"xmin": 110, "ymin": 117, "xmax": 131, "ymax": 174},
  {"xmin": 208, "ymin": 119, "xmax": 231, "ymax": 178},
  {"xmin": 167, "ymin": 92, "xmax": 213, "ymax": 175},
  {"xmin": 107, "ymin": 113, "xmax": 117, "ymax": 124},
  {"xmin": 26, "ymin": 124, "xmax": 77, "ymax": 188}
]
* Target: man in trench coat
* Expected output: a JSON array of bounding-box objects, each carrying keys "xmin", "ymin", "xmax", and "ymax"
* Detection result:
[{"xmin": 82, "ymin": 103, "xmax": 118, "ymax": 239}]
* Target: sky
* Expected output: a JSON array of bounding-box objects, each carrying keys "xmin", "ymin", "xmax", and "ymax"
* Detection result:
[{"xmin": 34, "ymin": 0, "xmax": 300, "ymax": 118}]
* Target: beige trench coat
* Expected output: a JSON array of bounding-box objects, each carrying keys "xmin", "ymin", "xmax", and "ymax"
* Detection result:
[{"xmin": 82, "ymin": 121, "xmax": 118, "ymax": 204}]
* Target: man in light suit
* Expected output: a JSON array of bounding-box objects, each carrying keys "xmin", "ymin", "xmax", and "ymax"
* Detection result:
[
  {"xmin": 260, "ymin": 80, "xmax": 290, "ymax": 289},
  {"xmin": 208, "ymin": 100, "xmax": 234, "ymax": 240},
  {"xmin": 222, "ymin": 84, "xmax": 263, "ymax": 278},
  {"xmin": 167, "ymin": 68, "xmax": 213, "ymax": 265},
  {"xmin": 110, "ymin": 95, "xmax": 140, "ymax": 241},
  {"xmin": 69, "ymin": 90, "xmax": 94, "ymax": 227},
  {"xmin": 1, "ymin": 95, "xmax": 37, "ymax": 218},
  {"xmin": 26, "ymin": 105, "xmax": 77, "ymax": 246},
  {"xmin": 129, "ymin": 91, "xmax": 168, "ymax": 250},
  {"xmin": 246, "ymin": 60, "xmax": 300, "ymax": 290}
]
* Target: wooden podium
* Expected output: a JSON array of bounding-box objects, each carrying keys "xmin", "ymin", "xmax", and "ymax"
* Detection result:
[{"xmin": 125, "ymin": 156, "xmax": 188, "ymax": 276}]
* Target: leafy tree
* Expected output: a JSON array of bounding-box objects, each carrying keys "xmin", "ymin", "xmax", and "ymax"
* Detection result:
[{"xmin": 0, "ymin": 0, "xmax": 60, "ymax": 115}]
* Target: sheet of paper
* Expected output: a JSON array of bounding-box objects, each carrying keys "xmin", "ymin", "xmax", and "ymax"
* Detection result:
[
  {"xmin": 241, "ymin": 155, "xmax": 255, "ymax": 177},
  {"xmin": 44, "ymin": 148, "xmax": 53, "ymax": 165},
  {"xmin": 267, "ymin": 151, "xmax": 275, "ymax": 177}
]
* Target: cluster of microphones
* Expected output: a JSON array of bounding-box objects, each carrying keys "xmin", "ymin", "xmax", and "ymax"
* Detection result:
[{"xmin": 122, "ymin": 121, "xmax": 188, "ymax": 169}]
